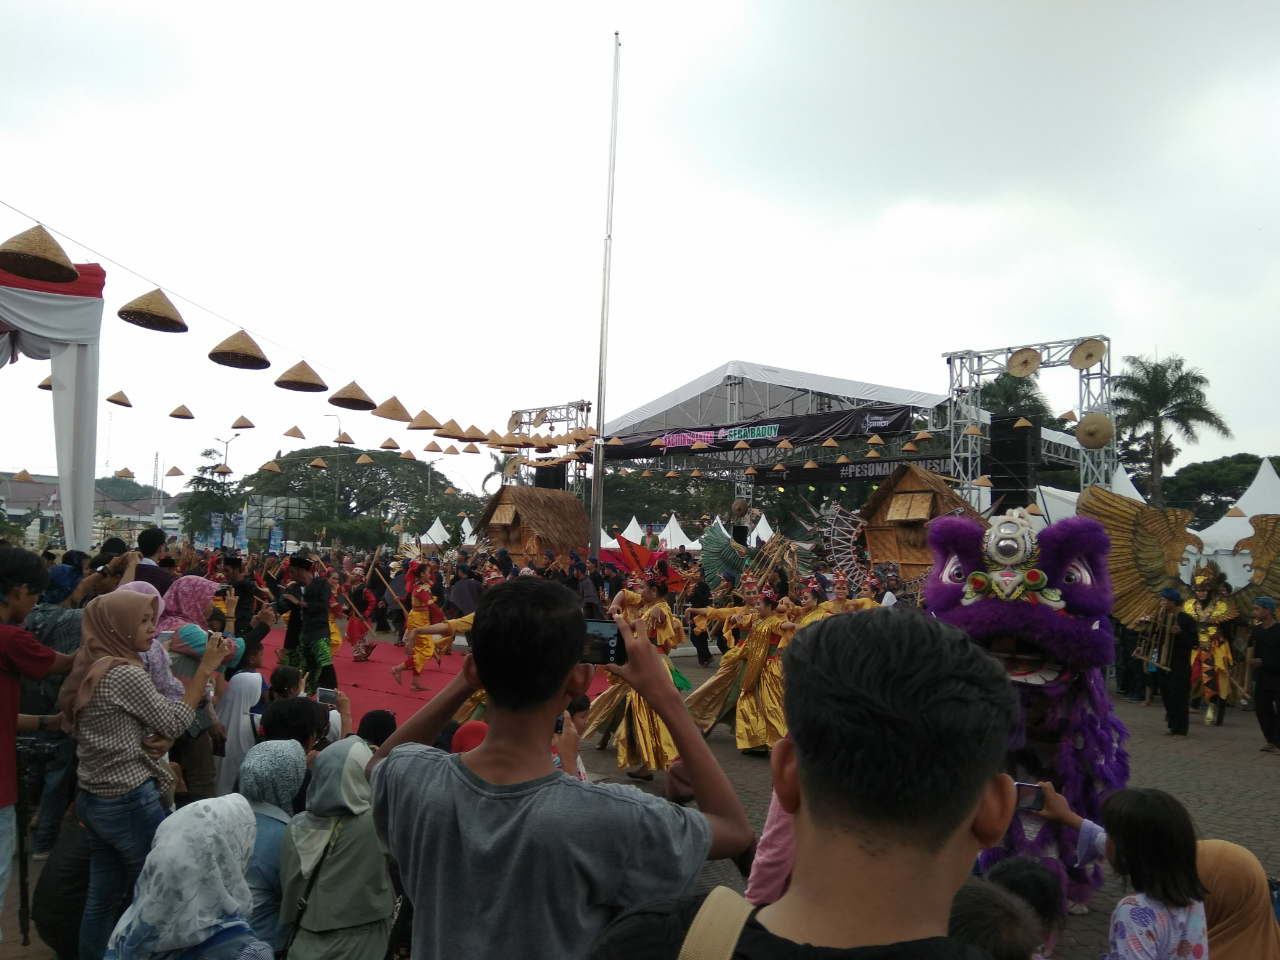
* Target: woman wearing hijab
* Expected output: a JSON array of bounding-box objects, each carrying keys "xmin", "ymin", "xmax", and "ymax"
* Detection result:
[
  {"xmin": 1199, "ymin": 839, "xmax": 1280, "ymax": 959},
  {"xmin": 118, "ymin": 581, "xmax": 185, "ymax": 702},
  {"xmin": 59, "ymin": 590, "xmax": 230, "ymax": 960},
  {"xmin": 279, "ymin": 737, "xmax": 395, "ymax": 960},
  {"xmin": 104, "ymin": 794, "xmax": 274, "ymax": 960},
  {"xmin": 157, "ymin": 575, "xmax": 243, "ymax": 802},
  {"xmin": 237, "ymin": 740, "xmax": 308, "ymax": 953},
  {"xmin": 215, "ymin": 671, "xmax": 268, "ymax": 796}
]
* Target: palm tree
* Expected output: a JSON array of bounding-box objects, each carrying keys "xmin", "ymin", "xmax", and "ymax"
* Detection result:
[
  {"xmin": 482, "ymin": 452, "xmax": 515, "ymax": 494},
  {"xmin": 979, "ymin": 373, "xmax": 1055, "ymax": 420},
  {"xmin": 1113, "ymin": 354, "xmax": 1231, "ymax": 507}
]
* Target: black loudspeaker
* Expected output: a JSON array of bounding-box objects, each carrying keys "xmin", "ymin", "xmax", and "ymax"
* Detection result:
[
  {"xmin": 533, "ymin": 463, "xmax": 567, "ymax": 490},
  {"xmin": 983, "ymin": 415, "xmax": 1042, "ymax": 509}
]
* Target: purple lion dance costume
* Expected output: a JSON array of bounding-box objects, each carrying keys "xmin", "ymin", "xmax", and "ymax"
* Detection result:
[{"xmin": 925, "ymin": 508, "xmax": 1128, "ymax": 904}]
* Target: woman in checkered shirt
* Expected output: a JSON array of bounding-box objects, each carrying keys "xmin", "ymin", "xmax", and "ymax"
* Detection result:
[{"xmin": 58, "ymin": 589, "xmax": 231, "ymax": 960}]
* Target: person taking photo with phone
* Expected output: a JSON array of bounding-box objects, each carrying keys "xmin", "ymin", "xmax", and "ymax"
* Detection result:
[
  {"xmin": 59, "ymin": 588, "xmax": 230, "ymax": 959},
  {"xmin": 365, "ymin": 577, "xmax": 751, "ymax": 960}
]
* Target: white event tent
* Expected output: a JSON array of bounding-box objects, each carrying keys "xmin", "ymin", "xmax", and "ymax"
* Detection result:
[
  {"xmin": 747, "ymin": 514, "xmax": 775, "ymax": 547},
  {"xmin": 660, "ymin": 512, "xmax": 700, "ymax": 551},
  {"xmin": 1184, "ymin": 458, "xmax": 1280, "ymax": 588},
  {"xmin": 620, "ymin": 516, "xmax": 645, "ymax": 542},
  {"xmin": 422, "ymin": 516, "xmax": 451, "ymax": 546}
]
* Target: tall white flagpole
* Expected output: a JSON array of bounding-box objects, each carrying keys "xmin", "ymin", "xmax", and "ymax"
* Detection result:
[{"xmin": 590, "ymin": 32, "xmax": 621, "ymax": 558}]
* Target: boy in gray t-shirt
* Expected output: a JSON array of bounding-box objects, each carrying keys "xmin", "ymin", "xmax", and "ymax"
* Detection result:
[{"xmin": 367, "ymin": 578, "xmax": 751, "ymax": 960}]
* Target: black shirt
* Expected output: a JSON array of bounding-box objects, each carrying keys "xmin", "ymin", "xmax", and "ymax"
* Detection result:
[
  {"xmin": 1168, "ymin": 611, "xmax": 1198, "ymax": 674},
  {"xmin": 229, "ymin": 576, "xmax": 258, "ymax": 632},
  {"xmin": 608, "ymin": 574, "xmax": 626, "ymax": 600},
  {"xmin": 277, "ymin": 583, "xmax": 305, "ymax": 651},
  {"xmin": 586, "ymin": 894, "xmax": 991, "ymax": 960},
  {"xmin": 1252, "ymin": 621, "xmax": 1280, "ymax": 684}
]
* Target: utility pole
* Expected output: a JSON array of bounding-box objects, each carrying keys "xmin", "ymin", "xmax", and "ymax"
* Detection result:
[{"xmin": 589, "ymin": 32, "xmax": 621, "ymax": 559}]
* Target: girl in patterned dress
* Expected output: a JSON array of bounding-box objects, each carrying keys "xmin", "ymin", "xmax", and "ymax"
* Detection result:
[{"xmin": 1036, "ymin": 783, "xmax": 1207, "ymax": 960}]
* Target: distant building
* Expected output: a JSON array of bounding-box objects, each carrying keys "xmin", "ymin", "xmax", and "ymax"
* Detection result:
[{"xmin": 0, "ymin": 471, "xmax": 185, "ymax": 550}]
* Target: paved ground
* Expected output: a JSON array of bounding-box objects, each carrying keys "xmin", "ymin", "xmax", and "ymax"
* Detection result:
[{"xmin": 7, "ymin": 661, "xmax": 1278, "ymax": 958}]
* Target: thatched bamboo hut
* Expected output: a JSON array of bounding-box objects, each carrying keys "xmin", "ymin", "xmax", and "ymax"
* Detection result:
[
  {"xmin": 859, "ymin": 464, "xmax": 986, "ymax": 583},
  {"xmin": 475, "ymin": 486, "xmax": 591, "ymax": 567}
]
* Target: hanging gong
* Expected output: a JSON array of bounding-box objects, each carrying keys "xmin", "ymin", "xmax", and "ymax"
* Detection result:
[
  {"xmin": 1006, "ymin": 348, "xmax": 1042, "ymax": 378},
  {"xmin": 1070, "ymin": 339, "xmax": 1106, "ymax": 370},
  {"xmin": 1075, "ymin": 411, "xmax": 1115, "ymax": 449}
]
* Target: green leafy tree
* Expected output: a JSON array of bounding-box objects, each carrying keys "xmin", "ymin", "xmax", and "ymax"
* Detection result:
[
  {"xmin": 95, "ymin": 476, "xmax": 163, "ymax": 504},
  {"xmin": 1113, "ymin": 355, "xmax": 1232, "ymax": 507},
  {"xmin": 979, "ymin": 373, "xmax": 1058, "ymax": 420},
  {"xmin": 177, "ymin": 449, "xmax": 238, "ymax": 537},
  {"xmin": 1162, "ymin": 453, "xmax": 1280, "ymax": 529},
  {"xmin": 1117, "ymin": 428, "xmax": 1180, "ymax": 499}
]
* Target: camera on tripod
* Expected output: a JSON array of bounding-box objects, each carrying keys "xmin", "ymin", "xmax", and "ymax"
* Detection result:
[{"xmin": 16, "ymin": 735, "xmax": 61, "ymax": 765}]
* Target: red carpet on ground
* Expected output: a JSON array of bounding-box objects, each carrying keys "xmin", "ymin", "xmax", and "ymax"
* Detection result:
[{"xmin": 257, "ymin": 626, "xmax": 612, "ymax": 724}]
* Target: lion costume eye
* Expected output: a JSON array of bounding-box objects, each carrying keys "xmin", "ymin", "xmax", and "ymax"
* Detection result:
[
  {"xmin": 1063, "ymin": 559, "xmax": 1093, "ymax": 586},
  {"xmin": 942, "ymin": 555, "xmax": 965, "ymax": 584}
]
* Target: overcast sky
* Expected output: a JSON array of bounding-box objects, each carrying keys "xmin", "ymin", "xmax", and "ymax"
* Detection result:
[{"xmin": 2, "ymin": 2, "xmax": 1277, "ymax": 503}]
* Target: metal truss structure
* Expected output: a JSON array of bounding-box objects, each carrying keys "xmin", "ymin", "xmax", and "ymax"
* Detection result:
[
  {"xmin": 510, "ymin": 400, "xmax": 593, "ymax": 500},
  {"xmin": 943, "ymin": 335, "xmax": 1117, "ymax": 506}
]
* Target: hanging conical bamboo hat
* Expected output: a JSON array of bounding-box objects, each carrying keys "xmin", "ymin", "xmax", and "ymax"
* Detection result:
[
  {"xmin": 864, "ymin": 449, "xmax": 881, "ymax": 459},
  {"xmin": 734, "ymin": 440, "xmax": 750, "ymax": 450},
  {"xmin": 867, "ymin": 434, "xmax": 885, "ymax": 446},
  {"xmin": 423, "ymin": 441, "xmax": 442, "ymax": 453},
  {"xmin": 691, "ymin": 440, "xmax": 710, "ymax": 450},
  {"xmin": 37, "ymin": 375, "xmax": 51, "ymax": 391},
  {"xmin": 208, "ymin": 330, "xmax": 269, "ymax": 369},
  {"xmin": 775, "ymin": 438, "xmax": 793, "ymax": 450},
  {"xmin": 274, "ymin": 360, "xmax": 327, "ymax": 392},
  {"xmin": 380, "ymin": 438, "xmax": 400, "ymax": 450},
  {"xmin": 744, "ymin": 466, "xmax": 758, "ymax": 475},
  {"xmin": 433, "ymin": 419, "xmax": 467, "ymax": 440},
  {"xmin": 836, "ymin": 455, "xmax": 852, "ymax": 464},
  {"xmin": 0, "ymin": 225, "xmax": 78, "ymax": 283},
  {"xmin": 262, "ymin": 461, "xmax": 283, "ymax": 473},
  {"xmin": 1225, "ymin": 506, "xmax": 1246, "ymax": 518},
  {"xmin": 106, "ymin": 391, "xmax": 132, "ymax": 407},
  {"xmin": 12, "ymin": 469, "xmax": 34, "ymax": 482},
  {"xmin": 115, "ymin": 467, "xmax": 135, "ymax": 478},
  {"xmin": 463, "ymin": 425, "xmax": 487, "ymax": 441},
  {"xmin": 640, "ymin": 470, "xmax": 654, "ymax": 478},
  {"xmin": 973, "ymin": 475, "xmax": 993, "ymax": 488},
  {"xmin": 1059, "ymin": 410, "xmax": 1078, "ymax": 423},
  {"xmin": 963, "ymin": 424, "xmax": 983, "ymax": 436},
  {"xmin": 372, "ymin": 396, "xmax": 412, "ymax": 422},
  {"xmin": 902, "ymin": 442, "xmax": 919, "ymax": 452},
  {"xmin": 607, "ymin": 437, "xmax": 623, "ymax": 446},
  {"xmin": 166, "ymin": 466, "xmax": 184, "ymax": 477},
  {"xmin": 232, "ymin": 416, "xmax": 254, "ymax": 429},
  {"xmin": 169, "ymin": 404, "xmax": 194, "ymax": 419},
  {"xmin": 803, "ymin": 460, "xmax": 819, "ymax": 469},
  {"xmin": 822, "ymin": 437, "xmax": 839, "ymax": 448},
  {"xmin": 333, "ymin": 432, "xmax": 354, "ymax": 445},
  {"xmin": 664, "ymin": 470, "xmax": 679, "ymax": 478},
  {"xmin": 308, "ymin": 458, "xmax": 327, "ymax": 470},
  {"xmin": 444, "ymin": 445, "xmax": 460, "ymax": 455},
  {"xmin": 462, "ymin": 443, "xmax": 480, "ymax": 453},
  {"xmin": 1013, "ymin": 417, "xmax": 1033, "ymax": 429},
  {"xmin": 444, "ymin": 486, "xmax": 457, "ymax": 495},
  {"xmin": 355, "ymin": 453, "xmax": 375, "ymax": 465},
  {"xmin": 485, "ymin": 430, "xmax": 503, "ymax": 444},
  {"xmin": 213, "ymin": 464, "xmax": 232, "ymax": 475},
  {"xmin": 284, "ymin": 426, "xmax": 305, "ymax": 439},
  {"xmin": 328, "ymin": 382, "xmax": 376, "ymax": 411},
  {"xmin": 772, "ymin": 463, "xmax": 787, "ymax": 472},
  {"xmin": 407, "ymin": 410, "xmax": 441, "ymax": 430},
  {"xmin": 914, "ymin": 430, "xmax": 934, "ymax": 442},
  {"xmin": 618, "ymin": 467, "xmax": 631, "ymax": 476},
  {"xmin": 117, "ymin": 289, "xmax": 187, "ymax": 333},
  {"xmin": 399, "ymin": 449, "xmax": 417, "ymax": 460}
]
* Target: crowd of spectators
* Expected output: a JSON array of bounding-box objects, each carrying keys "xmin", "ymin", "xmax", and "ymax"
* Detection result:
[{"xmin": 2, "ymin": 533, "xmax": 1279, "ymax": 959}]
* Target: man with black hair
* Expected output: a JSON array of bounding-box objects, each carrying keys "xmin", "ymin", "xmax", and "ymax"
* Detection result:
[
  {"xmin": 589, "ymin": 605, "xmax": 1017, "ymax": 959},
  {"xmin": 0, "ymin": 547, "xmax": 76, "ymax": 922},
  {"xmin": 131, "ymin": 527, "xmax": 176, "ymax": 595},
  {"xmin": 222, "ymin": 555, "xmax": 259, "ymax": 638},
  {"xmin": 604, "ymin": 561, "xmax": 625, "ymax": 602},
  {"xmin": 368, "ymin": 577, "xmax": 751, "ymax": 960}
]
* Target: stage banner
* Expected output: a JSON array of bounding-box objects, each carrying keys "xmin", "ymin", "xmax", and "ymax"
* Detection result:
[
  {"xmin": 209, "ymin": 512, "xmax": 223, "ymax": 547},
  {"xmin": 268, "ymin": 523, "xmax": 283, "ymax": 553},
  {"xmin": 747, "ymin": 456, "xmax": 953, "ymax": 486},
  {"xmin": 234, "ymin": 512, "xmax": 248, "ymax": 551},
  {"xmin": 603, "ymin": 404, "xmax": 915, "ymax": 460}
]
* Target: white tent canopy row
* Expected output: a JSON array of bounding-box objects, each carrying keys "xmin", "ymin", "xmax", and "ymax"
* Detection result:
[
  {"xmin": 422, "ymin": 516, "xmax": 451, "ymax": 545},
  {"xmin": 747, "ymin": 514, "xmax": 775, "ymax": 548},
  {"xmin": 1182, "ymin": 457, "xmax": 1280, "ymax": 590},
  {"xmin": 660, "ymin": 512, "xmax": 700, "ymax": 551}
]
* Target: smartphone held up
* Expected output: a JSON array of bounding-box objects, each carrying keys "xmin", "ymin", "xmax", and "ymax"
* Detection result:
[{"xmin": 581, "ymin": 619, "xmax": 627, "ymax": 666}]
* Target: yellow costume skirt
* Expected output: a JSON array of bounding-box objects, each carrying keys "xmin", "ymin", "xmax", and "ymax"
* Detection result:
[
  {"xmin": 582, "ymin": 663, "xmax": 681, "ymax": 773},
  {"xmin": 453, "ymin": 689, "xmax": 489, "ymax": 724},
  {"xmin": 328, "ymin": 617, "xmax": 342, "ymax": 657},
  {"xmin": 683, "ymin": 645, "xmax": 785, "ymax": 750}
]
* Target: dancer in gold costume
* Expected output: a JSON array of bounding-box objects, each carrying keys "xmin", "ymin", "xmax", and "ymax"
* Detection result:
[
  {"xmin": 582, "ymin": 575, "xmax": 688, "ymax": 778},
  {"xmin": 818, "ymin": 569, "xmax": 877, "ymax": 615},
  {"xmin": 683, "ymin": 591, "xmax": 790, "ymax": 752},
  {"xmin": 1186, "ymin": 569, "xmax": 1236, "ymax": 726},
  {"xmin": 686, "ymin": 574, "xmax": 761, "ymax": 651}
]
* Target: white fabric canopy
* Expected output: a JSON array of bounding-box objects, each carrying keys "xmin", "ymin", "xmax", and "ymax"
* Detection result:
[
  {"xmin": 748, "ymin": 515, "xmax": 775, "ymax": 547},
  {"xmin": 422, "ymin": 516, "xmax": 451, "ymax": 545},
  {"xmin": 660, "ymin": 512, "xmax": 700, "ymax": 550},
  {"xmin": 600, "ymin": 528, "xmax": 619, "ymax": 550},
  {"xmin": 620, "ymin": 516, "xmax": 644, "ymax": 542},
  {"xmin": 461, "ymin": 516, "xmax": 476, "ymax": 546},
  {"xmin": 1109, "ymin": 465, "xmax": 1146, "ymax": 503},
  {"xmin": 1184, "ymin": 458, "xmax": 1280, "ymax": 588},
  {"xmin": 0, "ymin": 267, "xmax": 104, "ymax": 551}
]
